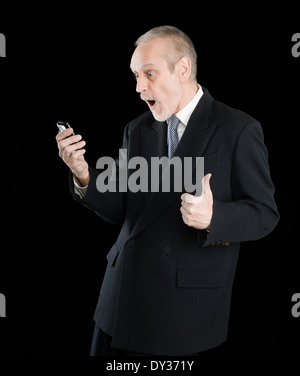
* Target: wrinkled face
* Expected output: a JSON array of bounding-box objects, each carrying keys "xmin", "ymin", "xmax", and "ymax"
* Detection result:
[{"xmin": 130, "ymin": 38, "xmax": 184, "ymax": 121}]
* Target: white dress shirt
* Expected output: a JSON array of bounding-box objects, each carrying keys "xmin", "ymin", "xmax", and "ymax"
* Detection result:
[{"xmin": 168, "ymin": 84, "xmax": 203, "ymax": 142}]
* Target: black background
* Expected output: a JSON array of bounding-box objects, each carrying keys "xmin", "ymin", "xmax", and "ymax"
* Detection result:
[{"xmin": 0, "ymin": 2, "xmax": 298, "ymax": 357}]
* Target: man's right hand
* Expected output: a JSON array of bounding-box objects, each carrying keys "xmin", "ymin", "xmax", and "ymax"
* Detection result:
[{"xmin": 56, "ymin": 127, "xmax": 90, "ymax": 186}]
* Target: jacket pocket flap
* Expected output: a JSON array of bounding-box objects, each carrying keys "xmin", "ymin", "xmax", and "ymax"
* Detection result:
[
  {"xmin": 177, "ymin": 267, "xmax": 223, "ymax": 289},
  {"xmin": 106, "ymin": 244, "xmax": 120, "ymax": 266}
]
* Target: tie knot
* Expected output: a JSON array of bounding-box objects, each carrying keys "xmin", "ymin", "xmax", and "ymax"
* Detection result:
[{"xmin": 168, "ymin": 114, "xmax": 180, "ymax": 131}]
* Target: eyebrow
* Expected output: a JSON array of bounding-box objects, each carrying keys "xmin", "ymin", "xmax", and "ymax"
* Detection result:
[{"xmin": 130, "ymin": 63, "xmax": 156, "ymax": 72}]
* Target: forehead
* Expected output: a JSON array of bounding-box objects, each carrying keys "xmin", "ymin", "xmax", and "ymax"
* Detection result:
[{"xmin": 130, "ymin": 37, "xmax": 170, "ymax": 71}]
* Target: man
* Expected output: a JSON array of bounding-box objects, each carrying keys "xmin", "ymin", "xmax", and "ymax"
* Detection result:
[{"xmin": 56, "ymin": 26, "xmax": 279, "ymax": 356}]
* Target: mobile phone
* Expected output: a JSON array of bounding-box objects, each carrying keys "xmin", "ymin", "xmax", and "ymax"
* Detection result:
[{"xmin": 57, "ymin": 120, "xmax": 75, "ymax": 135}]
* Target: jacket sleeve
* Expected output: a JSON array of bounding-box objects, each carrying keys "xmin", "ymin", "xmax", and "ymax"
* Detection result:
[
  {"xmin": 69, "ymin": 124, "xmax": 130, "ymax": 226},
  {"xmin": 203, "ymin": 120, "xmax": 279, "ymax": 246}
]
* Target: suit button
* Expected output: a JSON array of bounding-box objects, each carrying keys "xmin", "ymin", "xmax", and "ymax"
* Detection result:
[
  {"xmin": 216, "ymin": 242, "xmax": 221, "ymax": 246},
  {"xmin": 162, "ymin": 246, "xmax": 171, "ymax": 255},
  {"xmin": 210, "ymin": 241, "xmax": 216, "ymax": 246},
  {"xmin": 127, "ymin": 239, "xmax": 135, "ymax": 249},
  {"xmin": 224, "ymin": 242, "xmax": 230, "ymax": 246}
]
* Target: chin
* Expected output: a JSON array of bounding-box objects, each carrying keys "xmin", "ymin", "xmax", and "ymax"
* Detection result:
[{"xmin": 151, "ymin": 109, "xmax": 172, "ymax": 122}]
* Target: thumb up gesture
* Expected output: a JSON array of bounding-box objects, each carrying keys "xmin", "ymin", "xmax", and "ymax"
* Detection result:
[{"xmin": 180, "ymin": 173, "xmax": 213, "ymax": 230}]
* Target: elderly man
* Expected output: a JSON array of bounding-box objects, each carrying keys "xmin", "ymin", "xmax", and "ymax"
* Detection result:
[{"xmin": 56, "ymin": 26, "xmax": 279, "ymax": 356}]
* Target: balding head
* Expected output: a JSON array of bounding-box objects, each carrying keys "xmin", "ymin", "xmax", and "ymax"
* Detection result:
[{"xmin": 134, "ymin": 26, "xmax": 198, "ymax": 82}]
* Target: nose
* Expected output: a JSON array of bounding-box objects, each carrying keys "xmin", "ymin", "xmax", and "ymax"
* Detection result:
[{"xmin": 136, "ymin": 75, "xmax": 148, "ymax": 93}]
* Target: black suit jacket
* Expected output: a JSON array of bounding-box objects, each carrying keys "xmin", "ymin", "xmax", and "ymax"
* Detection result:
[{"xmin": 70, "ymin": 88, "xmax": 279, "ymax": 355}]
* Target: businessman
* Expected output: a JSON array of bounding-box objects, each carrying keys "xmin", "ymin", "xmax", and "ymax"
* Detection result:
[{"xmin": 56, "ymin": 26, "xmax": 279, "ymax": 356}]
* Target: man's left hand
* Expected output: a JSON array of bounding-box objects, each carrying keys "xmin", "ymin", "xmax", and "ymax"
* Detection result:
[{"xmin": 180, "ymin": 173, "xmax": 213, "ymax": 230}]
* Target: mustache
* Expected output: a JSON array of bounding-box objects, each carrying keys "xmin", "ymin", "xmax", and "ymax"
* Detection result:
[{"xmin": 141, "ymin": 95, "xmax": 154, "ymax": 101}]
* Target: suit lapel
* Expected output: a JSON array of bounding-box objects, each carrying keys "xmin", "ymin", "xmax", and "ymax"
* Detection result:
[
  {"xmin": 140, "ymin": 119, "xmax": 168, "ymax": 199},
  {"xmin": 140, "ymin": 119, "xmax": 168, "ymax": 160},
  {"xmin": 130, "ymin": 88, "xmax": 216, "ymax": 239}
]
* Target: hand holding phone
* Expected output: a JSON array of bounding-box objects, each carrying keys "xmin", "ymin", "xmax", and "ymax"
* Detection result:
[
  {"xmin": 55, "ymin": 121, "xmax": 90, "ymax": 186},
  {"xmin": 57, "ymin": 120, "xmax": 75, "ymax": 135}
]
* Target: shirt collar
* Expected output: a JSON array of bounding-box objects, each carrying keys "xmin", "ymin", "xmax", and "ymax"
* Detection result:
[{"xmin": 175, "ymin": 84, "xmax": 203, "ymax": 127}]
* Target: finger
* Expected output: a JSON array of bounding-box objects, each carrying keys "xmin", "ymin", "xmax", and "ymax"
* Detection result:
[
  {"xmin": 60, "ymin": 134, "xmax": 82, "ymax": 150},
  {"xmin": 63, "ymin": 141, "xmax": 86, "ymax": 161},
  {"xmin": 202, "ymin": 173, "xmax": 212, "ymax": 195},
  {"xmin": 180, "ymin": 206, "xmax": 188, "ymax": 216},
  {"xmin": 71, "ymin": 148, "xmax": 86, "ymax": 159},
  {"xmin": 180, "ymin": 207, "xmax": 190, "ymax": 222},
  {"xmin": 65, "ymin": 140, "xmax": 86, "ymax": 154},
  {"xmin": 56, "ymin": 127, "xmax": 74, "ymax": 141},
  {"xmin": 181, "ymin": 192, "xmax": 200, "ymax": 204},
  {"xmin": 63, "ymin": 148, "xmax": 86, "ymax": 164},
  {"xmin": 181, "ymin": 201, "xmax": 194, "ymax": 214}
]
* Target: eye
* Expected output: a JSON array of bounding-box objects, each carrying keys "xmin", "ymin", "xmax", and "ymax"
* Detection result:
[
  {"xmin": 133, "ymin": 72, "xmax": 139, "ymax": 80},
  {"xmin": 146, "ymin": 71, "xmax": 154, "ymax": 77}
]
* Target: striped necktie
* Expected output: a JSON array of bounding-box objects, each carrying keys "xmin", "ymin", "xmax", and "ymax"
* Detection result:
[{"xmin": 168, "ymin": 114, "xmax": 180, "ymax": 159}]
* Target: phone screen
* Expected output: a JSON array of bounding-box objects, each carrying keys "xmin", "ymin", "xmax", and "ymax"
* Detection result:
[{"xmin": 57, "ymin": 121, "xmax": 75, "ymax": 135}]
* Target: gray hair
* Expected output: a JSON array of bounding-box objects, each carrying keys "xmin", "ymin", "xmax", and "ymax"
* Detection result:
[{"xmin": 135, "ymin": 25, "xmax": 198, "ymax": 82}]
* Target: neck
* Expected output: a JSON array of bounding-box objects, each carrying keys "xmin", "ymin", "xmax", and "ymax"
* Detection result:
[{"xmin": 176, "ymin": 81, "xmax": 199, "ymax": 113}]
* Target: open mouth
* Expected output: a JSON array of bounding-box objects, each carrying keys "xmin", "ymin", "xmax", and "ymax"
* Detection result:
[{"xmin": 146, "ymin": 99, "xmax": 156, "ymax": 108}]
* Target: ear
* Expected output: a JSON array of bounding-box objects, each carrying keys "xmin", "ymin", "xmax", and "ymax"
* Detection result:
[{"xmin": 176, "ymin": 56, "xmax": 192, "ymax": 81}]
